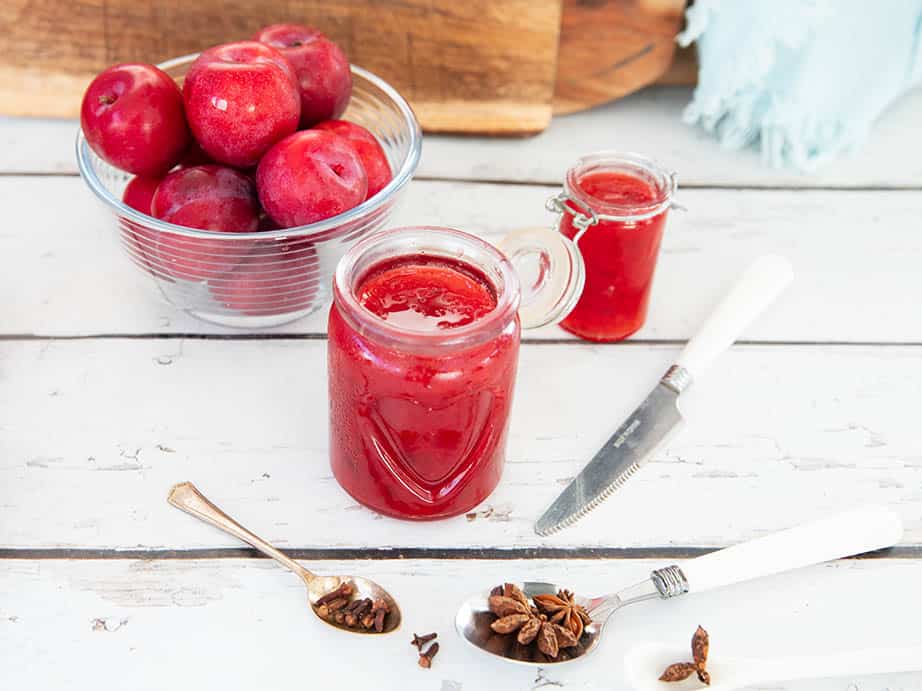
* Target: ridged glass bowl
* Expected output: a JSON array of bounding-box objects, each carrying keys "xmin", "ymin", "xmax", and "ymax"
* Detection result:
[{"xmin": 77, "ymin": 54, "xmax": 422, "ymax": 328}]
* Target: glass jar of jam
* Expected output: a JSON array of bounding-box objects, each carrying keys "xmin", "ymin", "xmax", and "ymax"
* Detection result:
[
  {"xmin": 551, "ymin": 152, "xmax": 677, "ymax": 342},
  {"xmin": 328, "ymin": 226, "xmax": 583, "ymax": 520}
]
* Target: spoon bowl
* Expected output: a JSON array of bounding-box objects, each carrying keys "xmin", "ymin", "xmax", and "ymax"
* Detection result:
[
  {"xmin": 168, "ymin": 482, "xmax": 401, "ymax": 634},
  {"xmin": 307, "ymin": 574, "xmax": 401, "ymax": 634},
  {"xmin": 455, "ymin": 581, "xmax": 610, "ymax": 665}
]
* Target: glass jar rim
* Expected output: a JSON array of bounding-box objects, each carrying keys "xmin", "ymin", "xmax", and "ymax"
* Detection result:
[
  {"xmin": 564, "ymin": 150, "xmax": 677, "ymax": 220},
  {"xmin": 333, "ymin": 226, "xmax": 522, "ymax": 350}
]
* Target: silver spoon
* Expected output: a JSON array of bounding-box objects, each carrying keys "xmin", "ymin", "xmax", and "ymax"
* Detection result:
[
  {"xmin": 456, "ymin": 506, "xmax": 901, "ymax": 665},
  {"xmin": 624, "ymin": 640, "xmax": 922, "ymax": 691},
  {"xmin": 168, "ymin": 481, "xmax": 401, "ymax": 634}
]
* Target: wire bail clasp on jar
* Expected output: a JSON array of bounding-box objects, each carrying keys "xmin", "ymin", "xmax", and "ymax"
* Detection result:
[
  {"xmin": 545, "ymin": 192, "xmax": 598, "ymax": 245},
  {"xmin": 546, "ymin": 170, "xmax": 684, "ymax": 246}
]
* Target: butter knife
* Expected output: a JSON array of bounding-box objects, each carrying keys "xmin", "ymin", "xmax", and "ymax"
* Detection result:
[{"xmin": 535, "ymin": 255, "xmax": 794, "ymax": 536}]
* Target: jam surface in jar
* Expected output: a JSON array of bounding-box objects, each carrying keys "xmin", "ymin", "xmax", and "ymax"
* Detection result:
[
  {"xmin": 328, "ymin": 253, "xmax": 520, "ymax": 520},
  {"xmin": 357, "ymin": 256, "xmax": 497, "ymax": 331},
  {"xmin": 559, "ymin": 167, "xmax": 669, "ymax": 342}
]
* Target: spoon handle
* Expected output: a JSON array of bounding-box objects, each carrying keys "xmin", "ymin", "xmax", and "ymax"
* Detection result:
[
  {"xmin": 168, "ymin": 481, "xmax": 313, "ymax": 582},
  {"xmin": 677, "ymin": 505, "xmax": 901, "ymax": 594},
  {"xmin": 751, "ymin": 644, "xmax": 922, "ymax": 682}
]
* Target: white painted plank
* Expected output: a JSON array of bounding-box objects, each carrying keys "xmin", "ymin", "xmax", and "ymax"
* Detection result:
[
  {"xmin": 2, "ymin": 338, "xmax": 921, "ymax": 550},
  {"xmin": 4, "ymin": 176, "xmax": 922, "ymax": 342},
  {"xmin": 0, "ymin": 117, "xmax": 81, "ymax": 174},
  {"xmin": 2, "ymin": 557, "xmax": 921, "ymax": 690},
  {"xmin": 4, "ymin": 86, "xmax": 922, "ymax": 186},
  {"xmin": 419, "ymin": 87, "xmax": 922, "ymax": 188}
]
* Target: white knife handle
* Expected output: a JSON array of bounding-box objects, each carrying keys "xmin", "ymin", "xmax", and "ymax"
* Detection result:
[
  {"xmin": 675, "ymin": 255, "xmax": 793, "ymax": 380},
  {"xmin": 679, "ymin": 505, "xmax": 902, "ymax": 594}
]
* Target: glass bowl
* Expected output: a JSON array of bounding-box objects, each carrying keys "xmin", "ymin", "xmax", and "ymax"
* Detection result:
[{"xmin": 77, "ymin": 54, "xmax": 422, "ymax": 328}]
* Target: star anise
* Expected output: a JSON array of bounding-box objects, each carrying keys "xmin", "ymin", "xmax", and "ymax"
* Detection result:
[
  {"xmin": 533, "ymin": 589, "xmax": 592, "ymax": 640},
  {"xmin": 659, "ymin": 625, "xmax": 712, "ymax": 685},
  {"xmin": 488, "ymin": 584, "xmax": 584, "ymax": 656}
]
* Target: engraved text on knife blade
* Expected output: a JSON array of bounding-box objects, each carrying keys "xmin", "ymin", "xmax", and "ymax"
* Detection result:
[{"xmin": 536, "ymin": 383, "xmax": 683, "ymax": 533}]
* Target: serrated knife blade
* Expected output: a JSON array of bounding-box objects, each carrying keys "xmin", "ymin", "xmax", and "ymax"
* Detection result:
[
  {"xmin": 534, "ymin": 367, "xmax": 688, "ymax": 536},
  {"xmin": 534, "ymin": 254, "xmax": 794, "ymax": 537}
]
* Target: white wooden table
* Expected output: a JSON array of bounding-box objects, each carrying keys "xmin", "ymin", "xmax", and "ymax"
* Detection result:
[{"xmin": 3, "ymin": 86, "xmax": 922, "ymax": 690}]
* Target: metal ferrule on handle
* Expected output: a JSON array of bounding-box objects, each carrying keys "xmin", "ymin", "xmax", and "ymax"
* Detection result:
[
  {"xmin": 650, "ymin": 565, "xmax": 690, "ymax": 598},
  {"xmin": 660, "ymin": 365, "xmax": 692, "ymax": 394}
]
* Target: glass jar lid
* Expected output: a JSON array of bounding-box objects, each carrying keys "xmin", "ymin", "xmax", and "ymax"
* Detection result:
[{"xmin": 498, "ymin": 226, "xmax": 585, "ymax": 329}]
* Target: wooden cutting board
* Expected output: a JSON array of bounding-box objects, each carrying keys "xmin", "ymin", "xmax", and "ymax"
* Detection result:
[
  {"xmin": 553, "ymin": 0, "xmax": 691, "ymax": 114},
  {"xmin": 0, "ymin": 0, "xmax": 563, "ymax": 135}
]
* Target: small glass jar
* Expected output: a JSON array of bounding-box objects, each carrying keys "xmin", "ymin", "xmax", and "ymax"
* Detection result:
[
  {"xmin": 550, "ymin": 152, "xmax": 677, "ymax": 342},
  {"xmin": 328, "ymin": 226, "xmax": 583, "ymax": 520}
]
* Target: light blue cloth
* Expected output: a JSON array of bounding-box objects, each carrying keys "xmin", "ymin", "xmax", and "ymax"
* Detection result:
[{"xmin": 677, "ymin": 0, "xmax": 922, "ymax": 171}]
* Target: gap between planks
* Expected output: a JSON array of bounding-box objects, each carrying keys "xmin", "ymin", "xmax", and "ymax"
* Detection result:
[
  {"xmin": 0, "ymin": 546, "xmax": 915, "ymax": 560},
  {"xmin": 3, "ymin": 170, "xmax": 922, "ymax": 191},
  {"xmin": 413, "ymin": 176, "xmax": 922, "ymax": 192},
  {"xmin": 2, "ymin": 334, "xmax": 922, "ymax": 348}
]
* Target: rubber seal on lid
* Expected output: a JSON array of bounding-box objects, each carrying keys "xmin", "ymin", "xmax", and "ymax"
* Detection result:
[{"xmin": 497, "ymin": 227, "xmax": 585, "ymax": 329}]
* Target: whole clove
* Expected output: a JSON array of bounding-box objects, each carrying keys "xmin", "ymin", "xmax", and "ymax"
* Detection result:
[
  {"xmin": 350, "ymin": 598, "xmax": 373, "ymax": 625},
  {"xmin": 344, "ymin": 598, "xmax": 370, "ymax": 627},
  {"xmin": 412, "ymin": 632, "xmax": 441, "ymax": 669},
  {"xmin": 314, "ymin": 582, "xmax": 355, "ymax": 606},
  {"xmin": 315, "ymin": 595, "xmax": 349, "ymax": 620},
  {"xmin": 412, "ymin": 632, "xmax": 438, "ymax": 650},
  {"xmin": 418, "ymin": 642, "xmax": 440, "ymax": 668},
  {"xmin": 312, "ymin": 585, "xmax": 391, "ymax": 633},
  {"xmin": 372, "ymin": 599, "xmax": 387, "ymax": 633}
]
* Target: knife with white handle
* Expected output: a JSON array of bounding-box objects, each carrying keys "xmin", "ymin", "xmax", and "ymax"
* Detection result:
[{"xmin": 535, "ymin": 255, "xmax": 795, "ymax": 536}]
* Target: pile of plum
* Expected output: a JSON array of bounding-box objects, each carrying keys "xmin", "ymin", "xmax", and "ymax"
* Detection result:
[{"xmin": 81, "ymin": 25, "xmax": 393, "ymax": 313}]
